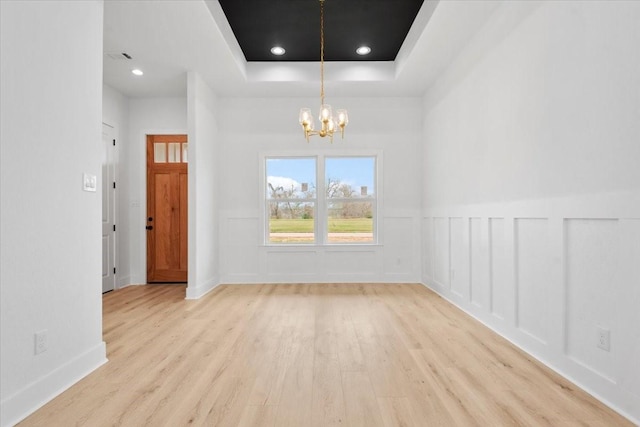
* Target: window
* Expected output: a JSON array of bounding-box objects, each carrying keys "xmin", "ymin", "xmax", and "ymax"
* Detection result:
[
  {"xmin": 153, "ymin": 141, "xmax": 188, "ymax": 163},
  {"xmin": 264, "ymin": 154, "xmax": 378, "ymax": 245},
  {"xmin": 325, "ymin": 157, "xmax": 375, "ymax": 243},
  {"xmin": 266, "ymin": 157, "xmax": 317, "ymax": 244}
]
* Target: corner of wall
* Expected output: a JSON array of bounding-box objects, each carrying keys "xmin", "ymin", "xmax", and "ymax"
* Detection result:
[
  {"xmin": 0, "ymin": 342, "xmax": 107, "ymax": 427},
  {"xmin": 186, "ymin": 277, "xmax": 220, "ymax": 300}
]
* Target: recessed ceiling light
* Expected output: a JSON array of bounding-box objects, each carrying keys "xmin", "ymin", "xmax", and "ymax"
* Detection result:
[
  {"xmin": 270, "ymin": 46, "xmax": 286, "ymax": 56},
  {"xmin": 131, "ymin": 68, "xmax": 144, "ymax": 76},
  {"xmin": 356, "ymin": 46, "xmax": 371, "ymax": 56}
]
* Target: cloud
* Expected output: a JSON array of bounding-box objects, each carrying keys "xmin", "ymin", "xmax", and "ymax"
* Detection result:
[
  {"xmin": 267, "ymin": 176, "xmax": 300, "ymax": 191},
  {"xmin": 267, "ymin": 176, "xmax": 300, "ymax": 194}
]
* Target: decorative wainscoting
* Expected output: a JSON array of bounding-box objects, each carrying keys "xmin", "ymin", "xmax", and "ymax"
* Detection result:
[
  {"xmin": 219, "ymin": 210, "xmax": 421, "ymax": 284},
  {"xmin": 422, "ymin": 194, "xmax": 640, "ymax": 423}
]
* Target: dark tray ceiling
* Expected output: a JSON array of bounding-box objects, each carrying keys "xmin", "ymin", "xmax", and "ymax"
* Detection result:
[{"xmin": 218, "ymin": 0, "xmax": 424, "ymax": 62}]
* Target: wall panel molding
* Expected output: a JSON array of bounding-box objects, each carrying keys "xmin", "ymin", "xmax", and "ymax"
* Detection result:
[
  {"xmin": 564, "ymin": 218, "xmax": 619, "ymax": 381},
  {"xmin": 422, "ymin": 200, "xmax": 640, "ymax": 424},
  {"xmin": 514, "ymin": 218, "xmax": 551, "ymax": 345},
  {"xmin": 470, "ymin": 217, "xmax": 489, "ymax": 309},
  {"xmin": 433, "ymin": 217, "xmax": 450, "ymax": 289}
]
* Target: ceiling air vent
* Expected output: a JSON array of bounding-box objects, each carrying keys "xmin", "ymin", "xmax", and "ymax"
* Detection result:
[{"xmin": 105, "ymin": 52, "xmax": 132, "ymax": 60}]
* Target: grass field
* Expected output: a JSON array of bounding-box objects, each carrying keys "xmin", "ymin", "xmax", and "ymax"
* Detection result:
[
  {"xmin": 269, "ymin": 218, "xmax": 373, "ymax": 233},
  {"xmin": 327, "ymin": 218, "xmax": 373, "ymax": 232}
]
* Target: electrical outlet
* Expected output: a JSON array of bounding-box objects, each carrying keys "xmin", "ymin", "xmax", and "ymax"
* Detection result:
[
  {"xmin": 596, "ymin": 327, "xmax": 610, "ymax": 352},
  {"xmin": 34, "ymin": 330, "xmax": 48, "ymax": 355}
]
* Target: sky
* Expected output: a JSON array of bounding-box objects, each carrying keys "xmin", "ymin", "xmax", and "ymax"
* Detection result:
[{"xmin": 266, "ymin": 157, "xmax": 375, "ymax": 196}]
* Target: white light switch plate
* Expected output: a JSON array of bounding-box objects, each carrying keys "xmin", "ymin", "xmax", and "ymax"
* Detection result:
[{"xmin": 83, "ymin": 173, "xmax": 97, "ymax": 192}]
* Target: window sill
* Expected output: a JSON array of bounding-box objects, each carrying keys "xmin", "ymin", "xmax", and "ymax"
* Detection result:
[{"xmin": 261, "ymin": 243, "xmax": 382, "ymax": 249}]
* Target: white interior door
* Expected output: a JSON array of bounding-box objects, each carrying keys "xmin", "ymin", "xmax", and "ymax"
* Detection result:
[{"xmin": 102, "ymin": 123, "xmax": 116, "ymax": 293}]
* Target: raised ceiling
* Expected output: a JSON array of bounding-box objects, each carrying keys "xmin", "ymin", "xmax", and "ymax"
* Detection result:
[
  {"xmin": 102, "ymin": 1, "xmax": 508, "ymax": 98},
  {"xmin": 218, "ymin": 0, "xmax": 425, "ymax": 62}
]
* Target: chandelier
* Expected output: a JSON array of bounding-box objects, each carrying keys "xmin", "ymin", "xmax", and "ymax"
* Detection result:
[{"xmin": 299, "ymin": 0, "xmax": 348, "ymax": 142}]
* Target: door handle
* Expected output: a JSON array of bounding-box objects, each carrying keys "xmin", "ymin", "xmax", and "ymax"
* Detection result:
[{"xmin": 146, "ymin": 225, "xmax": 153, "ymax": 230}]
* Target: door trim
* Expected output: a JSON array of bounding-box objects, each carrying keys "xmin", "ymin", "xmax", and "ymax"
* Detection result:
[
  {"xmin": 102, "ymin": 122, "xmax": 116, "ymax": 293},
  {"xmin": 146, "ymin": 134, "xmax": 188, "ymax": 283}
]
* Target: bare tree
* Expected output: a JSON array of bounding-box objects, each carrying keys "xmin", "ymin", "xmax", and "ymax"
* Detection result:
[
  {"xmin": 283, "ymin": 184, "xmax": 296, "ymax": 219},
  {"xmin": 325, "ymin": 178, "xmax": 374, "ymax": 219},
  {"xmin": 269, "ymin": 182, "xmax": 312, "ymax": 219},
  {"xmin": 326, "ymin": 178, "xmax": 356, "ymax": 198},
  {"xmin": 268, "ymin": 183, "xmax": 283, "ymax": 218}
]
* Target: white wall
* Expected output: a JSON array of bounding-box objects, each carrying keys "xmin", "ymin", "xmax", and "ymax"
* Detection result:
[
  {"xmin": 103, "ymin": 84, "xmax": 130, "ymax": 288},
  {"xmin": 422, "ymin": 1, "xmax": 640, "ymax": 423},
  {"xmin": 186, "ymin": 72, "xmax": 220, "ymax": 298},
  {"xmin": 0, "ymin": 2, "xmax": 107, "ymax": 426},
  {"xmin": 127, "ymin": 97, "xmax": 187, "ymax": 285},
  {"xmin": 217, "ymin": 96, "xmax": 423, "ymax": 283}
]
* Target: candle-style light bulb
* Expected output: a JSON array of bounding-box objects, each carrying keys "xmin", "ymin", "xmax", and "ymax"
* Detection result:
[
  {"xmin": 336, "ymin": 109, "xmax": 348, "ymax": 126},
  {"xmin": 320, "ymin": 104, "xmax": 332, "ymax": 123}
]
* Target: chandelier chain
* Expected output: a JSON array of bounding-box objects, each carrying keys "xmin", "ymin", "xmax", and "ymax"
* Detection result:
[
  {"xmin": 320, "ymin": 0, "xmax": 325, "ymax": 104},
  {"xmin": 298, "ymin": 0, "xmax": 347, "ymax": 142}
]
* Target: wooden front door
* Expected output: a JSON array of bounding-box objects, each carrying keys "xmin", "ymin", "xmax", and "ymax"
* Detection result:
[{"xmin": 146, "ymin": 135, "xmax": 188, "ymax": 282}]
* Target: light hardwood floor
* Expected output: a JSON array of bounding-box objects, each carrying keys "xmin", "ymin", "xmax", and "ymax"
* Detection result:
[{"xmin": 20, "ymin": 283, "xmax": 632, "ymax": 426}]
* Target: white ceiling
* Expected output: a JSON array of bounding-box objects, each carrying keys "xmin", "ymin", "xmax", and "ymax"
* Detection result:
[{"xmin": 103, "ymin": 0, "xmax": 502, "ymax": 99}]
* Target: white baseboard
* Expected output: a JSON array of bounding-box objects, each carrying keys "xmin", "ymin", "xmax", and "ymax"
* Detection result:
[
  {"xmin": 420, "ymin": 281, "xmax": 640, "ymax": 426},
  {"xmin": 186, "ymin": 276, "xmax": 219, "ymax": 299},
  {"xmin": 116, "ymin": 275, "xmax": 132, "ymax": 289},
  {"xmin": 1, "ymin": 341, "xmax": 107, "ymax": 427}
]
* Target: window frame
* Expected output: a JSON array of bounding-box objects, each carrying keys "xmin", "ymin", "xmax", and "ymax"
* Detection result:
[{"xmin": 260, "ymin": 150, "xmax": 382, "ymax": 246}]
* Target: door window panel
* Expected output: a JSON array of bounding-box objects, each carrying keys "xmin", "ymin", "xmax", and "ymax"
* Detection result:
[
  {"xmin": 154, "ymin": 143, "xmax": 166, "ymax": 163},
  {"xmin": 182, "ymin": 143, "xmax": 188, "ymax": 163},
  {"xmin": 168, "ymin": 142, "xmax": 181, "ymax": 163}
]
